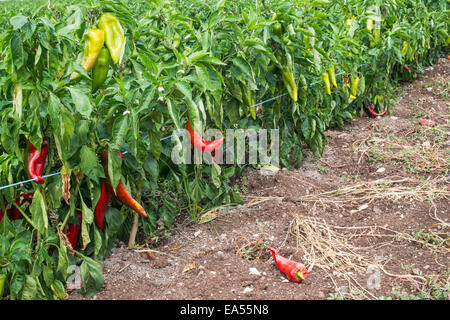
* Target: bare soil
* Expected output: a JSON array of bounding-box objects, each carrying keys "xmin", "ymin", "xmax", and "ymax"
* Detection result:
[{"xmin": 68, "ymin": 58, "xmax": 449, "ymax": 300}]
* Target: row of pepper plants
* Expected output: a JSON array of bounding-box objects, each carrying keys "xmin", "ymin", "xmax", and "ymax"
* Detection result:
[{"xmin": 0, "ymin": 0, "xmax": 448, "ymax": 299}]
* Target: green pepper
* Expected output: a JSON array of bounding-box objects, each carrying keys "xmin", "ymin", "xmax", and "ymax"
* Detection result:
[
  {"xmin": 282, "ymin": 67, "xmax": 298, "ymax": 102},
  {"xmin": 350, "ymin": 75, "xmax": 360, "ymax": 97},
  {"xmin": 99, "ymin": 13, "xmax": 125, "ymax": 64},
  {"xmin": 240, "ymin": 82, "xmax": 256, "ymax": 120},
  {"xmin": 401, "ymin": 41, "xmax": 409, "ymax": 56},
  {"xmin": 0, "ymin": 274, "xmax": 6, "ymax": 298},
  {"xmin": 321, "ymin": 72, "xmax": 331, "ymax": 95},
  {"xmin": 70, "ymin": 29, "xmax": 105, "ymax": 80},
  {"xmin": 92, "ymin": 47, "xmax": 110, "ymax": 92},
  {"xmin": 273, "ymin": 22, "xmax": 282, "ymax": 37},
  {"xmin": 172, "ymin": 33, "xmax": 181, "ymax": 49},
  {"xmin": 329, "ymin": 65, "xmax": 337, "ymax": 88},
  {"xmin": 366, "ymin": 18, "xmax": 374, "ymax": 32}
]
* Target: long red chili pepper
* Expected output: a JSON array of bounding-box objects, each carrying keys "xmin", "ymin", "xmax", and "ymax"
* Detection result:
[
  {"xmin": 94, "ymin": 180, "xmax": 113, "ymax": 229},
  {"xmin": 267, "ymin": 247, "xmax": 308, "ymax": 283},
  {"xmin": 101, "ymin": 150, "xmax": 148, "ymax": 218},
  {"xmin": 186, "ymin": 118, "xmax": 224, "ymax": 153},
  {"xmin": 27, "ymin": 139, "xmax": 49, "ymax": 184},
  {"xmin": 368, "ymin": 104, "xmax": 387, "ymax": 117},
  {"xmin": 404, "ymin": 64, "xmax": 411, "ymax": 72},
  {"xmin": 64, "ymin": 211, "xmax": 82, "ymax": 249}
]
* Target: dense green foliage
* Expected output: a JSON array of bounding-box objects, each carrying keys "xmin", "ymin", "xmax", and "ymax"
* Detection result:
[{"xmin": 0, "ymin": 0, "xmax": 448, "ymax": 299}]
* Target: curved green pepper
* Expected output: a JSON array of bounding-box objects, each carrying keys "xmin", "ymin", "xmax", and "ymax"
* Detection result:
[
  {"xmin": 99, "ymin": 13, "xmax": 125, "ymax": 64},
  {"xmin": 240, "ymin": 82, "xmax": 256, "ymax": 120},
  {"xmin": 0, "ymin": 274, "xmax": 6, "ymax": 298},
  {"xmin": 329, "ymin": 65, "xmax": 337, "ymax": 88},
  {"xmin": 321, "ymin": 72, "xmax": 331, "ymax": 95},
  {"xmin": 282, "ymin": 67, "xmax": 298, "ymax": 102},
  {"xmin": 273, "ymin": 22, "xmax": 282, "ymax": 37},
  {"xmin": 350, "ymin": 75, "xmax": 360, "ymax": 97},
  {"xmin": 92, "ymin": 47, "xmax": 110, "ymax": 92}
]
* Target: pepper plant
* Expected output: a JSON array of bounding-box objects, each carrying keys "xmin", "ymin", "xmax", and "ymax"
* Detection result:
[{"xmin": 0, "ymin": 0, "xmax": 448, "ymax": 299}]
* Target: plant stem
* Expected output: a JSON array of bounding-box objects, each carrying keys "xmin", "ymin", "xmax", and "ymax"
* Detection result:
[
  {"xmin": 128, "ymin": 184, "xmax": 142, "ymax": 248},
  {"xmin": 12, "ymin": 201, "xmax": 37, "ymax": 230}
]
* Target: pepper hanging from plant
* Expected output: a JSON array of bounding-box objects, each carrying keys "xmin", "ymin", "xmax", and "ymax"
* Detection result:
[
  {"xmin": 27, "ymin": 138, "xmax": 49, "ymax": 184},
  {"xmin": 100, "ymin": 150, "xmax": 148, "ymax": 219},
  {"xmin": 186, "ymin": 118, "xmax": 225, "ymax": 153},
  {"xmin": 329, "ymin": 65, "xmax": 338, "ymax": 88},
  {"xmin": 281, "ymin": 66, "xmax": 298, "ymax": 102},
  {"xmin": 64, "ymin": 211, "xmax": 82, "ymax": 249},
  {"xmin": 99, "ymin": 13, "xmax": 125, "ymax": 64},
  {"xmin": 267, "ymin": 247, "xmax": 308, "ymax": 283},
  {"xmin": 70, "ymin": 28, "xmax": 105, "ymax": 80},
  {"xmin": 322, "ymin": 71, "xmax": 332, "ymax": 95},
  {"xmin": 350, "ymin": 74, "xmax": 360, "ymax": 100},
  {"xmin": 92, "ymin": 47, "xmax": 111, "ymax": 92},
  {"xmin": 94, "ymin": 180, "xmax": 113, "ymax": 229}
]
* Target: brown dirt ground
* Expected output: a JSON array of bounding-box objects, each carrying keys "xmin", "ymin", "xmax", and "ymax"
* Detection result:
[{"xmin": 68, "ymin": 58, "xmax": 449, "ymax": 300}]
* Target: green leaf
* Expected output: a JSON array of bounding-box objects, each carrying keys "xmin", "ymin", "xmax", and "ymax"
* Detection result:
[
  {"xmin": 195, "ymin": 65, "xmax": 210, "ymax": 92},
  {"xmin": 159, "ymin": 197, "xmax": 177, "ymax": 228},
  {"xmin": 48, "ymin": 93, "xmax": 62, "ymax": 131},
  {"xmin": 56, "ymin": 244, "xmax": 69, "ymax": 280},
  {"xmin": 80, "ymin": 257, "xmax": 104, "ymax": 296},
  {"xmin": 111, "ymin": 115, "xmax": 129, "ymax": 150},
  {"xmin": 211, "ymin": 162, "xmax": 221, "ymax": 188},
  {"xmin": 67, "ymin": 87, "xmax": 92, "ymax": 117},
  {"xmin": 10, "ymin": 31, "xmax": 24, "ymax": 70},
  {"xmin": 195, "ymin": 56, "xmax": 226, "ymax": 66},
  {"xmin": 30, "ymin": 189, "xmax": 48, "ymax": 236},
  {"xmin": 105, "ymin": 207, "xmax": 122, "ymax": 236},
  {"xmin": 149, "ymin": 130, "xmax": 162, "ymax": 160},
  {"xmin": 51, "ymin": 280, "xmax": 66, "ymax": 299},
  {"xmin": 301, "ymin": 119, "xmax": 311, "ymax": 139},
  {"xmin": 21, "ymin": 275, "xmax": 37, "ymax": 300},
  {"xmin": 93, "ymin": 226, "xmax": 102, "ymax": 257},
  {"xmin": 80, "ymin": 191, "xmax": 94, "ymax": 250},
  {"xmin": 232, "ymin": 56, "xmax": 254, "ymax": 84},
  {"xmin": 108, "ymin": 151, "xmax": 122, "ymax": 192},
  {"xmin": 10, "ymin": 15, "xmax": 28, "ymax": 30},
  {"xmin": 80, "ymin": 146, "xmax": 105, "ymax": 181}
]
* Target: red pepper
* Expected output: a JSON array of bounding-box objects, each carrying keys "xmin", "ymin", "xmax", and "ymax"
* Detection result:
[
  {"xmin": 0, "ymin": 198, "xmax": 20, "ymax": 222},
  {"xmin": 27, "ymin": 139, "xmax": 49, "ymax": 184},
  {"xmin": 64, "ymin": 211, "xmax": 82, "ymax": 249},
  {"xmin": 419, "ymin": 119, "xmax": 436, "ymax": 126},
  {"xmin": 94, "ymin": 180, "xmax": 113, "ymax": 229},
  {"xmin": 21, "ymin": 192, "xmax": 34, "ymax": 201},
  {"xmin": 404, "ymin": 64, "xmax": 411, "ymax": 72},
  {"xmin": 101, "ymin": 150, "xmax": 148, "ymax": 218},
  {"xmin": 186, "ymin": 118, "xmax": 224, "ymax": 153},
  {"xmin": 368, "ymin": 104, "xmax": 387, "ymax": 117},
  {"xmin": 267, "ymin": 247, "xmax": 308, "ymax": 283}
]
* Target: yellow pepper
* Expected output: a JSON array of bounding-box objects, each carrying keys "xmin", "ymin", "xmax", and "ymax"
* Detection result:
[
  {"xmin": 70, "ymin": 29, "xmax": 105, "ymax": 80},
  {"xmin": 99, "ymin": 13, "xmax": 126, "ymax": 64}
]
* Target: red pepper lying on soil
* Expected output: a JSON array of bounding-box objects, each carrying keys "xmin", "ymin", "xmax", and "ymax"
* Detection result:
[
  {"xmin": 64, "ymin": 211, "xmax": 82, "ymax": 249},
  {"xmin": 99, "ymin": 150, "xmax": 148, "ymax": 224},
  {"xmin": 267, "ymin": 247, "xmax": 308, "ymax": 283},
  {"xmin": 419, "ymin": 119, "xmax": 436, "ymax": 126},
  {"xmin": 27, "ymin": 139, "xmax": 49, "ymax": 184},
  {"xmin": 368, "ymin": 104, "xmax": 388, "ymax": 117}
]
